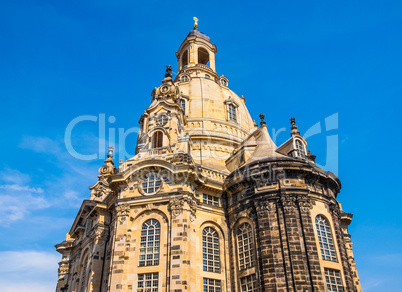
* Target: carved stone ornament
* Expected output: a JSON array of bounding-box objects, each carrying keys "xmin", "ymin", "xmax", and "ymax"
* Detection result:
[
  {"xmin": 297, "ymin": 194, "xmax": 312, "ymax": 212},
  {"xmin": 329, "ymin": 202, "xmax": 342, "ymax": 219},
  {"xmin": 115, "ymin": 204, "xmax": 130, "ymax": 222},
  {"xmin": 254, "ymin": 200, "xmax": 275, "ymax": 217},
  {"xmin": 93, "ymin": 227, "xmax": 109, "ymax": 242},
  {"xmin": 169, "ymin": 199, "xmax": 184, "ymax": 218},
  {"xmin": 89, "ymin": 179, "xmax": 112, "ymax": 200},
  {"xmin": 168, "ymin": 196, "xmax": 200, "ymax": 219},
  {"xmin": 280, "ymin": 194, "xmax": 297, "ymax": 211},
  {"xmin": 58, "ymin": 262, "xmax": 69, "ymax": 275}
]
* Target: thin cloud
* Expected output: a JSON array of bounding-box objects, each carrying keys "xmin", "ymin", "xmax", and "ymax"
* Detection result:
[
  {"xmin": 0, "ymin": 250, "xmax": 59, "ymax": 292},
  {"xmin": 0, "ymin": 184, "xmax": 43, "ymax": 193},
  {"xmin": 19, "ymin": 136, "xmax": 62, "ymax": 156}
]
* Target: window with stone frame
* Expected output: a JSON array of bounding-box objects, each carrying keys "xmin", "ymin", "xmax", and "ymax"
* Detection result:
[
  {"xmin": 180, "ymin": 99, "xmax": 186, "ymax": 112},
  {"xmin": 137, "ymin": 272, "xmax": 159, "ymax": 292},
  {"xmin": 139, "ymin": 219, "xmax": 160, "ymax": 266},
  {"xmin": 240, "ymin": 274, "xmax": 257, "ymax": 292},
  {"xmin": 237, "ymin": 223, "xmax": 254, "ymax": 270},
  {"xmin": 142, "ymin": 173, "xmax": 162, "ymax": 194},
  {"xmin": 315, "ymin": 215, "xmax": 337, "ymax": 262},
  {"xmin": 152, "ymin": 131, "xmax": 163, "ymax": 148},
  {"xmin": 202, "ymin": 227, "xmax": 220, "ymax": 273},
  {"xmin": 324, "ymin": 268, "xmax": 344, "ymax": 292},
  {"xmin": 228, "ymin": 103, "xmax": 237, "ymax": 122},
  {"xmin": 203, "ymin": 194, "xmax": 219, "ymax": 207},
  {"xmin": 295, "ymin": 139, "xmax": 306, "ymax": 158},
  {"xmin": 85, "ymin": 219, "xmax": 93, "ymax": 237},
  {"xmin": 203, "ymin": 278, "xmax": 221, "ymax": 292},
  {"xmin": 79, "ymin": 256, "xmax": 88, "ymax": 292}
]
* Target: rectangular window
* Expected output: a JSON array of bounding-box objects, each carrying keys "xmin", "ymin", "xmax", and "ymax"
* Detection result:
[
  {"xmin": 137, "ymin": 273, "xmax": 158, "ymax": 292},
  {"xmin": 203, "ymin": 278, "xmax": 221, "ymax": 292},
  {"xmin": 324, "ymin": 269, "xmax": 344, "ymax": 292},
  {"xmin": 85, "ymin": 219, "xmax": 93, "ymax": 237},
  {"xmin": 180, "ymin": 99, "xmax": 186, "ymax": 112},
  {"xmin": 228, "ymin": 104, "xmax": 237, "ymax": 122},
  {"xmin": 203, "ymin": 194, "xmax": 219, "ymax": 207},
  {"xmin": 240, "ymin": 274, "xmax": 257, "ymax": 292}
]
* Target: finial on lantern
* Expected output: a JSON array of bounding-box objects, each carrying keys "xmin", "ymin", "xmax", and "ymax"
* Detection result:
[
  {"xmin": 259, "ymin": 113, "xmax": 266, "ymax": 127},
  {"xmin": 165, "ymin": 65, "xmax": 172, "ymax": 78},
  {"xmin": 290, "ymin": 117, "xmax": 300, "ymax": 136},
  {"xmin": 107, "ymin": 146, "xmax": 113, "ymax": 158},
  {"xmin": 193, "ymin": 17, "xmax": 199, "ymax": 29}
]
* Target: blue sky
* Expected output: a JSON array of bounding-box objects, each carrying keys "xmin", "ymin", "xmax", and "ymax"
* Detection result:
[{"xmin": 0, "ymin": 0, "xmax": 401, "ymax": 291}]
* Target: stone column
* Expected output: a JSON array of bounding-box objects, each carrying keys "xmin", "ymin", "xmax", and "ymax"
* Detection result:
[
  {"xmin": 168, "ymin": 196, "xmax": 198, "ymax": 291},
  {"xmin": 296, "ymin": 195, "xmax": 326, "ymax": 291},
  {"xmin": 330, "ymin": 204, "xmax": 355, "ymax": 292},
  {"xmin": 254, "ymin": 199, "xmax": 290, "ymax": 291},
  {"xmin": 108, "ymin": 204, "xmax": 130, "ymax": 292},
  {"xmin": 88, "ymin": 225, "xmax": 109, "ymax": 292},
  {"xmin": 279, "ymin": 193, "xmax": 311, "ymax": 292}
]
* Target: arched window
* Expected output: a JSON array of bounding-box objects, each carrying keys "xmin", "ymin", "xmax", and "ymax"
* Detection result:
[
  {"xmin": 139, "ymin": 219, "xmax": 160, "ymax": 266},
  {"xmin": 142, "ymin": 173, "xmax": 162, "ymax": 194},
  {"xmin": 295, "ymin": 140, "xmax": 306, "ymax": 158},
  {"xmin": 181, "ymin": 75, "xmax": 189, "ymax": 82},
  {"xmin": 202, "ymin": 227, "xmax": 220, "ymax": 273},
  {"xmin": 152, "ymin": 131, "xmax": 163, "ymax": 148},
  {"xmin": 228, "ymin": 104, "xmax": 237, "ymax": 122},
  {"xmin": 79, "ymin": 256, "xmax": 88, "ymax": 292},
  {"xmin": 181, "ymin": 50, "xmax": 188, "ymax": 68},
  {"xmin": 198, "ymin": 47, "xmax": 210, "ymax": 66},
  {"xmin": 179, "ymin": 99, "xmax": 186, "ymax": 112},
  {"xmin": 315, "ymin": 215, "xmax": 337, "ymax": 262},
  {"xmin": 237, "ymin": 223, "xmax": 254, "ymax": 270}
]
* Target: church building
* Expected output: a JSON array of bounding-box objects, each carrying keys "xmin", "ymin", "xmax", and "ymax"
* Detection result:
[{"xmin": 55, "ymin": 21, "xmax": 362, "ymax": 292}]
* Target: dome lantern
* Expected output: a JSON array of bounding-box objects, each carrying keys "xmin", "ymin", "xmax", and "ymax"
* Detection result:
[{"xmin": 176, "ymin": 18, "xmax": 217, "ymax": 72}]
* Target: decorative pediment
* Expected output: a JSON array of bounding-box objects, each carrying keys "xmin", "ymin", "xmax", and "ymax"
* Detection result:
[{"xmin": 89, "ymin": 179, "xmax": 112, "ymax": 201}]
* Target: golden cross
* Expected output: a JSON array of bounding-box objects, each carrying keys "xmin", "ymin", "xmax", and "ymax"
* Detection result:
[{"xmin": 193, "ymin": 17, "xmax": 198, "ymax": 28}]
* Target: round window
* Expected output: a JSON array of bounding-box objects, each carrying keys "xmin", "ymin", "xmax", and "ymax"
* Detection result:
[
  {"xmin": 161, "ymin": 85, "xmax": 169, "ymax": 93},
  {"xmin": 181, "ymin": 76, "xmax": 189, "ymax": 82},
  {"xmin": 158, "ymin": 114, "xmax": 168, "ymax": 126},
  {"xmin": 142, "ymin": 174, "xmax": 162, "ymax": 194}
]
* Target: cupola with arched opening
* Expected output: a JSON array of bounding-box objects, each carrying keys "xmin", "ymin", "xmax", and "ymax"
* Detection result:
[{"xmin": 176, "ymin": 27, "xmax": 217, "ymax": 72}]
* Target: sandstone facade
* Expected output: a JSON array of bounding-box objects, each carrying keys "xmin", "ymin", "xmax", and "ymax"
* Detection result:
[{"xmin": 55, "ymin": 25, "xmax": 361, "ymax": 292}]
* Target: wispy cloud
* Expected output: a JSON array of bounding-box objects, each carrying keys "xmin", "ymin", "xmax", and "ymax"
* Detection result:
[
  {"xmin": 0, "ymin": 186, "xmax": 50, "ymax": 224},
  {"xmin": 0, "ymin": 184, "xmax": 43, "ymax": 193},
  {"xmin": 20, "ymin": 136, "xmax": 64, "ymax": 157},
  {"xmin": 0, "ymin": 135, "xmax": 100, "ymax": 224},
  {"xmin": 0, "ymin": 250, "xmax": 59, "ymax": 292},
  {"xmin": 18, "ymin": 135, "xmax": 100, "ymax": 208},
  {"xmin": 0, "ymin": 170, "xmax": 50, "ymax": 224}
]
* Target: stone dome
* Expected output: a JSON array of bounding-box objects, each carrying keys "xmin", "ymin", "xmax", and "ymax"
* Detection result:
[{"xmin": 176, "ymin": 71, "xmax": 257, "ymax": 172}]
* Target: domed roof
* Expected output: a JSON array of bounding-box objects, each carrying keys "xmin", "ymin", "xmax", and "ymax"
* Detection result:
[
  {"xmin": 177, "ymin": 75, "xmax": 257, "ymax": 172},
  {"xmin": 178, "ymin": 78, "xmax": 254, "ymax": 133}
]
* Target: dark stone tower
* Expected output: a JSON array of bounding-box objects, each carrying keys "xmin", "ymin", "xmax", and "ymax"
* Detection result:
[{"xmin": 224, "ymin": 119, "xmax": 361, "ymax": 291}]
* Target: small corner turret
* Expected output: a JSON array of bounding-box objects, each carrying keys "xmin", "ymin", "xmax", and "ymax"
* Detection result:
[
  {"xmin": 88, "ymin": 146, "xmax": 116, "ymax": 201},
  {"xmin": 133, "ymin": 66, "xmax": 190, "ymax": 158},
  {"xmin": 276, "ymin": 117, "xmax": 316, "ymax": 163},
  {"xmin": 98, "ymin": 146, "xmax": 115, "ymax": 177}
]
